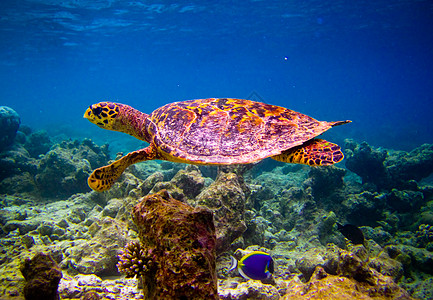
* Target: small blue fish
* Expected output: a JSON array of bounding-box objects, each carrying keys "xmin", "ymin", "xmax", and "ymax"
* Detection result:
[{"xmin": 228, "ymin": 251, "xmax": 274, "ymax": 280}]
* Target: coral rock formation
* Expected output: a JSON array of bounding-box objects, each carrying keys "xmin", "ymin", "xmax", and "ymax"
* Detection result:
[
  {"xmin": 0, "ymin": 106, "xmax": 20, "ymax": 151},
  {"xmin": 282, "ymin": 265, "xmax": 412, "ymax": 300},
  {"xmin": 132, "ymin": 189, "xmax": 218, "ymax": 299},
  {"xmin": 196, "ymin": 167, "xmax": 248, "ymax": 253},
  {"xmin": 345, "ymin": 139, "xmax": 433, "ymax": 190},
  {"xmin": 35, "ymin": 139, "xmax": 110, "ymax": 198},
  {"xmin": 20, "ymin": 252, "xmax": 63, "ymax": 300}
]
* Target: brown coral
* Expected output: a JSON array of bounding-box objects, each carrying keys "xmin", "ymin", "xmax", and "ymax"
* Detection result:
[
  {"xmin": 20, "ymin": 252, "xmax": 63, "ymax": 300},
  {"xmin": 132, "ymin": 189, "xmax": 218, "ymax": 299}
]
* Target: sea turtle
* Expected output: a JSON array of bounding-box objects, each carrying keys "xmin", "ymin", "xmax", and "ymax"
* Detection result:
[{"xmin": 84, "ymin": 98, "xmax": 350, "ymax": 192}]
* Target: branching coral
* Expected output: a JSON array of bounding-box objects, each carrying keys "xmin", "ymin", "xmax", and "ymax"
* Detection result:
[{"xmin": 116, "ymin": 241, "xmax": 153, "ymax": 278}]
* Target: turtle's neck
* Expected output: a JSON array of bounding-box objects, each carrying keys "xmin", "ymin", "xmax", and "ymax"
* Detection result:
[{"xmin": 117, "ymin": 104, "xmax": 151, "ymax": 143}]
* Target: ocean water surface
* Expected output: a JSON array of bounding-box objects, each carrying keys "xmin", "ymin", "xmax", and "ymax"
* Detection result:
[{"xmin": 0, "ymin": 0, "xmax": 432, "ymax": 150}]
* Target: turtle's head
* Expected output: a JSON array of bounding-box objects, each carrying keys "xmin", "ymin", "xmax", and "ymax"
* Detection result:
[
  {"xmin": 84, "ymin": 102, "xmax": 122, "ymax": 131},
  {"xmin": 84, "ymin": 101, "xmax": 150, "ymax": 142}
]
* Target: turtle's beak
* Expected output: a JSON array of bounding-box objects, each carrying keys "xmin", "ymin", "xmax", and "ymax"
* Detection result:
[{"xmin": 84, "ymin": 106, "xmax": 92, "ymax": 119}]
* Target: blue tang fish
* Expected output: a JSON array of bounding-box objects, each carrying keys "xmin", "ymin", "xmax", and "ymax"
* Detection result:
[{"xmin": 228, "ymin": 251, "xmax": 274, "ymax": 280}]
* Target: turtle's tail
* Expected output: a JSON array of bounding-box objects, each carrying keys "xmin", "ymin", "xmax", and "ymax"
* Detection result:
[{"xmin": 330, "ymin": 120, "xmax": 351, "ymax": 127}]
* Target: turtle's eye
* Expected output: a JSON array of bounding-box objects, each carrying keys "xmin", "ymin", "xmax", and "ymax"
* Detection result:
[{"xmin": 92, "ymin": 106, "xmax": 103, "ymax": 116}]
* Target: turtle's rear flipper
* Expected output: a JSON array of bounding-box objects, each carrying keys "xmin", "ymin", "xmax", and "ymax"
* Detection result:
[
  {"xmin": 272, "ymin": 139, "xmax": 344, "ymax": 166},
  {"xmin": 88, "ymin": 145, "xmax": 158, "ymax": 192}
]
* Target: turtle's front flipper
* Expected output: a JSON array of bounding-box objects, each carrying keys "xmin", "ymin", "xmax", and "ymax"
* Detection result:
[
  {"xmin": 88, "ymin": 145, "xmax": 158, "ymax": 192},
  {"xmin": 272, "ymin": 139, "xmax": 344, "ymax": 166}
]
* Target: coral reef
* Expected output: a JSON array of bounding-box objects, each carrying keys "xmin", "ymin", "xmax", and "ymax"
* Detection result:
[
  {"xmin": 24, "ymin": 130, "xmax": 52, "ymax": 158},
  {"xmin": 345, "ymin": 139, "xmax": 389, "ymax": 189},
  {"xmin": 281, "ymin": 264, "xmax": 411, "ymax": 299},
  {"xmin": 149, "ymin": 165, "xmax": 248, "ymax": 254},
  {"xmin": 81, "ymin": 291, "xmax": 100, "ymax": 300},
  {"xmin": 150, "ymin": 164, "xmax": 205, "ymax": 202},
  {"xmin": 20, "ymin": 252, "xmax": 63, "ymax": 300},
  {"xmin": 58, "ymin": 274, "xmax": 142, "ymax": 299},
  {"xmin": 219, "ymin": 280, "xmax": 280, "ymax": 300},
  {"xmin": 0, "ymin": 106, "xmax": 20, "ymax": 151},
  {"xmin": 219, "ymin": 243, "xmax": 412, "ymax": 299},
  {"xmin": 305, "ymin": 166, "xmax": 346, "ymax": 199},
  {"xmin": 196, "ymin": 167, "xmax": 248, "ymax": 253},
  {"xmin": 35, "ymin": 139, "xmax": 110, "ymax": 198},
  {"xmin": 132, "ymin": 189, "xmax": 218, "ymax": 299},
  {"xmin": 60, "ymin": 215, "xmax": 129, "ymax": 276},
  {"xmin": 0, "ymin": 137, "xmax": 110, "ymax": 198},
  {"xmin": 0, "ymin": 144, "xmax": 37, "ymax": 186},
  {"xmin": 1, "ymin": 127, "xmax": 433, "ymax": 299},
  {"xmin": 415, "ymin": 224, "xmax": 433, "ymax": 250},
  {"xmin": 345, "ymin": 139, "xmax": 433, "ymax": 190}
]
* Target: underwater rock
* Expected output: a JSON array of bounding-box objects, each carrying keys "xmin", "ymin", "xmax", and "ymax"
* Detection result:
[
  {"xmin": 342, "ymin": 191, "xmax": 387, "ymax": 227},
  {"xmin": 0, "ymin": 173, "xmax": 37, "ymax": 195},
  {"xmin": 150, "ymin": 179, "xmax": 186, "ymax": 202},
  {"xmin": 58, "ymin": 274, "xmax": 142, "ymax": 299},
  {"xmin": 316, "ymin": 211, "xmax": 344, "ymax": 248},
  {"xmin": 248, "ymin": 184, "xmax": 275, "ymax": 211},
  {"xmin": 409, "ymin": 277, "xmax": 433, "ymax": 300},
  {"xmin": 344, "ymin": 188, "xmax": 427, "ymax": 233},
  {"xmin": 0, "ymin": 193, "xmax": 95, "ymax": 242},
  {"xmin": 170, "ymin": 165, "xmax": 205, "ymax": 199},
  {"xmin": 276, "ymin": 187, "xmax": 319, "ymax": 232},
  {"xmin": 415, "ymin": 224, "xmax": 433, "ymax": 250},
  {"xmin": 3, "ymin": 219, "xmax": 39, "ymax": 235},
  {"xmin": 386, "ymin": 244, "xmax": 433, "ymax": 275},
  {"xmin": 0, "ymin": 232, "xmax": 30, "ymax": 297},
  {"xmin": 344, "ymin": 139, "xmax": 390, "ymax": 189},
  {"xmin": 332, "ymin": 245, "xmax": 375, "ymax": 284},
  {"xmin": 368, "ymin": 250, "xmax": 404, "ymax": 282},
  {"xmin": 0, "ymin": 106, "xmax": 20, "ymax": 151},
  {"xmin": 242, "ymin": 215, "xmax": 269, "ymax": 249},
  {"xmin": 196, "ymin": 169, "xmax": 247, "ymax": 253},
  {"xmin": 81, "ymin": 291, "xmax": 100, "ymax": 300},
  {"xmin": 35, "ymin": 139, "xmax": 110, "ymax": 198},
  {"xmin": 292, "ymin": 242, "xmax": 408, "ymax": 292},
  {"xmin": 61, "ymin": 217, "xmax": 129, "ymax": 276},
  {"xmin": 138, "ymin": 171, "xmax": 164, "ymax": 195},
  {"xmin": 150, "ymin": 165, "xmax": 205, "ymax": 202},
  {"xmin": 0, "ymin": 144, "xmax": 38, "ymax": 192},
  {"xmin": 101, "ymin": 170, "xmax": 144, "ymax": 200},
  {"xmin": 345, "ymin": 139, "xmax": 433, "ymax": 190},
  {"xmin": 219, "ymin": 280, "xmax": 280, "ymax": 300},
  {"xmin": 362, "ymin": 226, "xmax": 393, "ymax": 247},
  {"xmin": 295, "ymin": 247, "xmax": 331, "ymax": 281},
  {"xmin": 281, "ymin": 265, "xmax": 412, "ymax": 299},
  {"xmin": 386, "ymin": 143, "xmax": 433, "ymax": 183},
  {"xmin": 254, "ymin": 164, "xmax": 308, "ymax": 197},
  {"xmin": 20, "ymin": 252, "xmax": 63, "ymax": 300},
  {"xmin": 132, "ymin": 189, "xmax": 218, "ymax": 299},
  {"xmin": 385, "ymin": 189, "xmax": 425, "ymax": 214},
  {"xmin": 24, "ymin": 130, "xmax": 52, "ymax": 158},
  {"xmin": 304, "ymin": 166, "xmax": 346, "ymax": 199},
  {"xmin": 100, "ymin": 198, "xmax": 124, "ymax": 218}
]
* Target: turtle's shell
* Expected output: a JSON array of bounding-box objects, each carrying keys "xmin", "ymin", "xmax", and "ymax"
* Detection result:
[{"xmin": 145, "ymin": 98, "xmax": 336, "ymax": 164}]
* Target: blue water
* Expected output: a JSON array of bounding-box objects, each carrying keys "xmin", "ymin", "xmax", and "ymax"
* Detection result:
[{"xmin": 1, "ymin": 0, "xmax": 432, "ymax": 151}]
